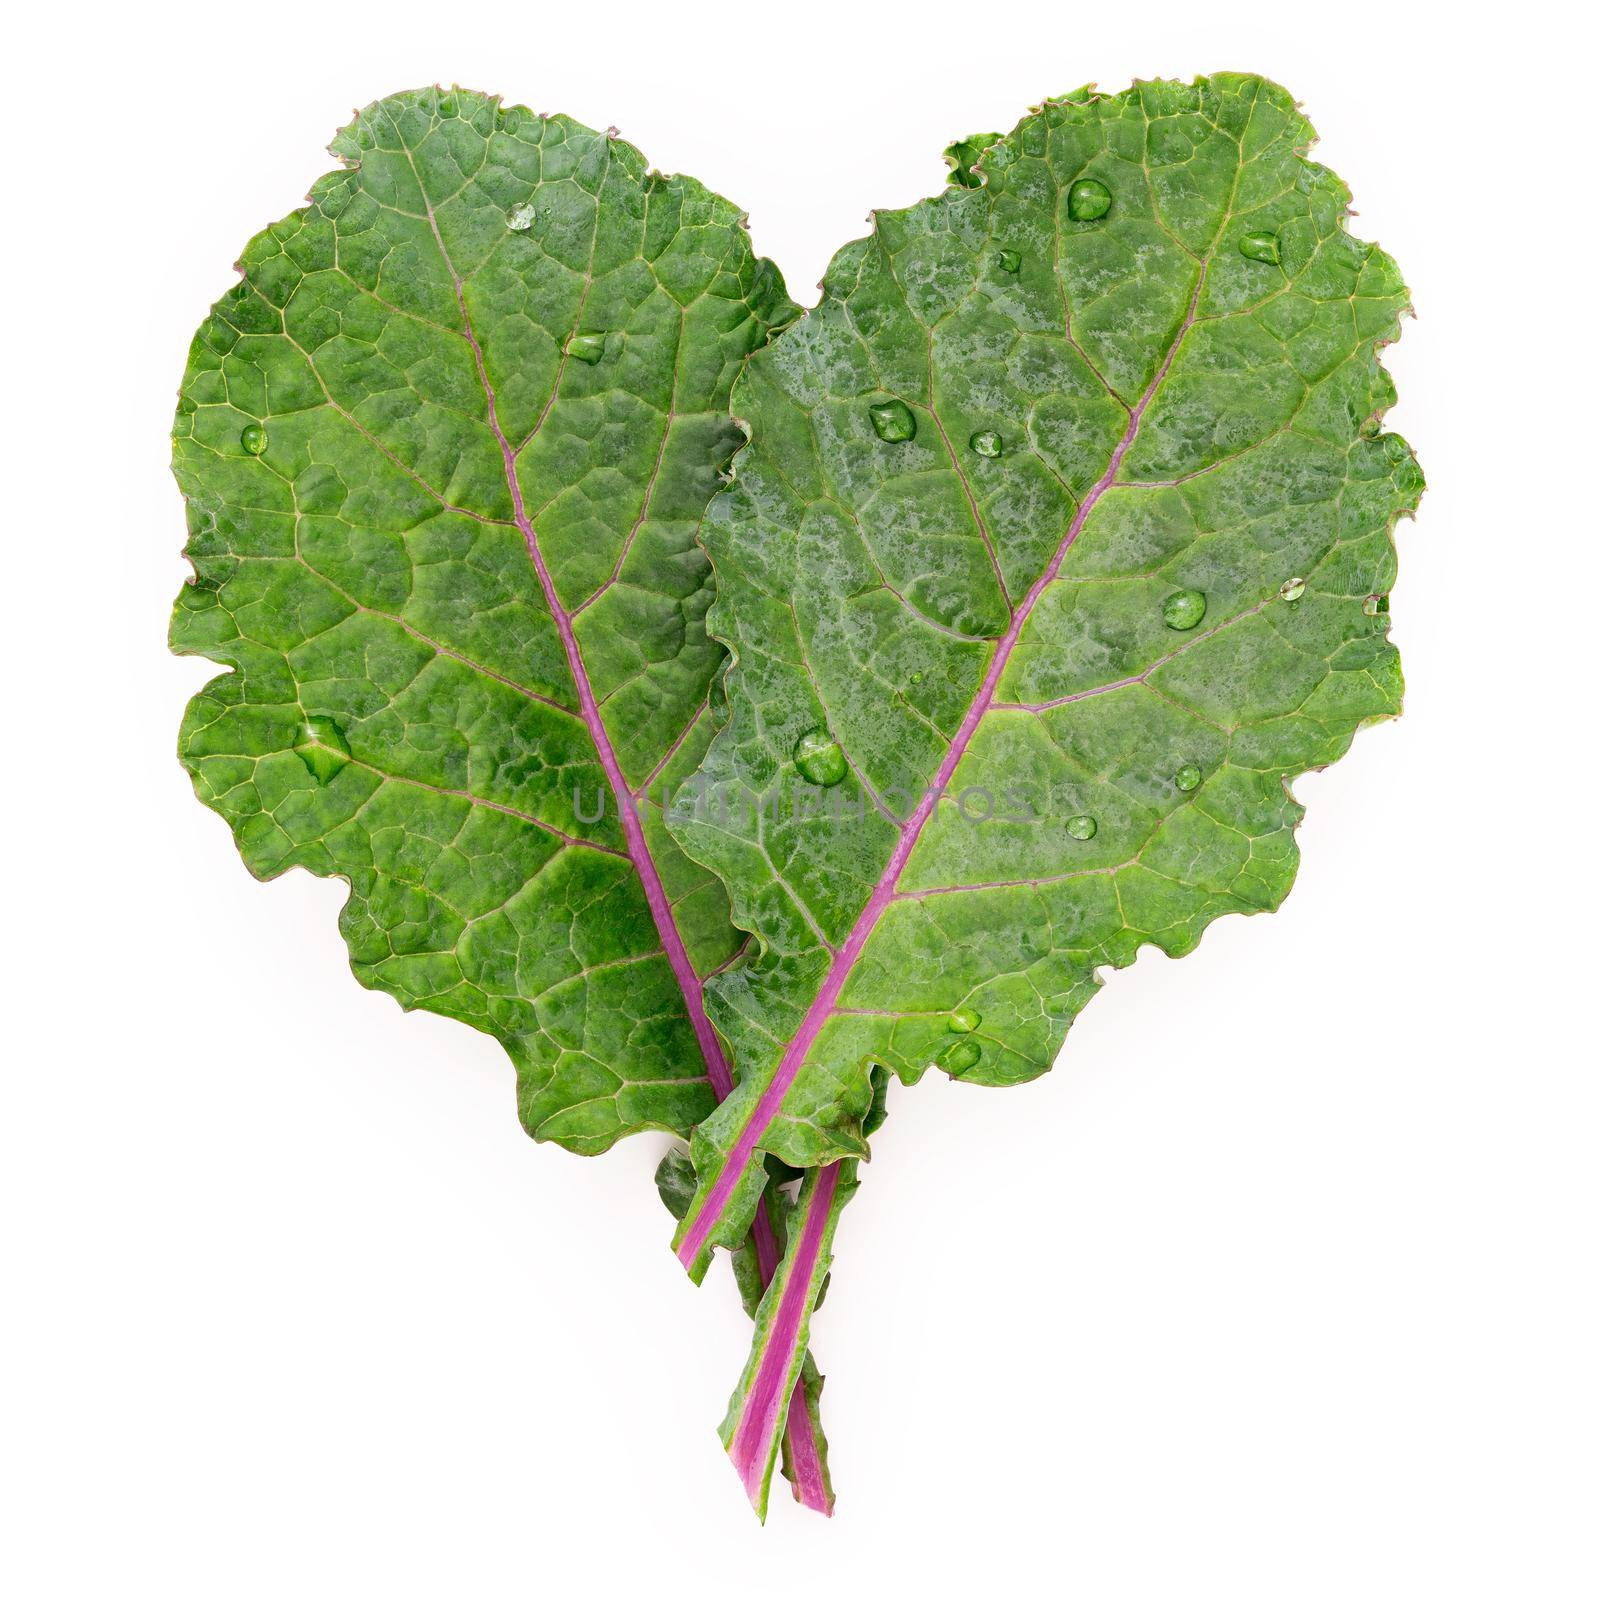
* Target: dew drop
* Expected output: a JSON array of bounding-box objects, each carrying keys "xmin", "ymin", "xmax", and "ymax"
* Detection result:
[
  {"xmin": 1175, "ymin": 763, "xmax": 1202, "ymax": 792},
  {"xmin": 868, "ymin": 399, "xmax": 917, "ymax": 443},
  {"xmin": 506, "ymin": 201, "xmax": 537, "ymax": 232},
  {"xmin": 1280, "ymin": 576, "xmax": 1307, "ymax": 602},
  {"xmin": 937, "ymin": 1037, "xmax": 982, "ymax": 1077},
  {"xmin": 240, "ymin": 423, "xmax": 268, "ymax": 456},
  {"xmin": 1067, "ymin": 177, "xmax": 1112, "ymax": 222},
  {"xmin": 793, "ymin": 727, "xmax": 847, "ymax": 788},
  {"xmin": 1238, "ymin": 230, "xmax": 1281, "ymax": 265},
  {"xmin": 294, "ymin": 715, "xmax": 351, "ymax": 784},
  {"xmin": 870, "ymin": 400, "xmax": 921, "ymax": 444},
  {"xmin": 909, "ymin": 670, "xmax": 924, "ymax": 684},
  {"xmin": 1363, "ymin": 594, "xmax": 1390, "ymax": 617},
  {"xmin": 1161, "ymin": 588, "xmax": 1206, "ymax": 631},
  {"xmin": 948, "ymin": 1007, "xmax": 981, "ymax": 1034},
  {"xmin": 565, "ymin": 333, "xmax": 606, "ymax": 365},
  {"xmin": 996, "ymin": 249, "xmax": 1021, "ymax": 273},
  {"xmin": 1065, "ymin": 813, "xmax": 1097, "ymax": 840},
  {"xmin": 970, "ymin": 430, "xmax": 1004, "ymax": 458}
]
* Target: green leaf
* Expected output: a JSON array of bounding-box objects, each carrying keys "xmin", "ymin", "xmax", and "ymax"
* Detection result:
[
  {"xmin": 666, "ymin": 74, "xmax": 1424, "ymax": 1265},
  {"xmin": 169, "ymin": 87, "xmax": 799, "ymax": 1156}
]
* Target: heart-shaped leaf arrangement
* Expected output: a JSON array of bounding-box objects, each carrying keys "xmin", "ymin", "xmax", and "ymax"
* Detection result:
[{"xmin": 171, "ymin": 75, "xmax": 1421, "ymax": 1518}]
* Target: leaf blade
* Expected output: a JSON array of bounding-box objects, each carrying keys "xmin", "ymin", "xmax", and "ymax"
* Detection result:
[
  {"xmin": 171, "ymin": 87, "xmax": 799, "ymax": 1154},
  {"xmin": 668, "ymin": 73, "xmax": 1422, "ymax": 1252}
]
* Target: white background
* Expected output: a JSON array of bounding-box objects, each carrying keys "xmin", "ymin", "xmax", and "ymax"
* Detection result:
[{"xmin": 6, "ymin": 3, "xmax": 1596, "ymax": 1595}]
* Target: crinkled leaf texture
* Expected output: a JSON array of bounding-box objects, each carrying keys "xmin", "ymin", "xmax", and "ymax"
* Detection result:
[
  {"xmin": 667, "ymin": 74, "xmax": 1424, "ymax": 1264},
  {"xmin": 170, "ymin": 87, "xmax": 799, "ymax": 1156}
]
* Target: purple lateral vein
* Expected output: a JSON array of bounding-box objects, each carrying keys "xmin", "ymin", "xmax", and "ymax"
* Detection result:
[
  {"xmin": 728, "ymin": 1161, "xmax": 842, "ymax": 1507},
  {"xmin": 676, "ymin": 286, "xmax": 1206, "ymax": 1269},
  {"xmin": 994, "ymin": 594, "xmax": 1275, "ymax": 713}
]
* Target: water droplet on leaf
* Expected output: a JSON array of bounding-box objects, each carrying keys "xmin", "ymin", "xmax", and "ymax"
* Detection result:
[
  {"xmin": 937, "ymin": 1037, "xmax": 982, "ymax": 1077},
  {"xmin": 970, "ymin": 430, "xmax": 1004, "ymax": 458},
  {"xmin": 1065, "ymin": 813, "xmax": 1097, "ymax": 840},
  {"xmin": 240, "ymin": 424, "xmax": 268, "ymax": 456},
  {"xmin": 1280, "ymin": 577, "xmax": 1307, "ymax": 602},
  {"xmin": 948, "ymin": 1007, "xmax": 981, "ymax": 1034},
  {"xmin": 793, "ymin": 727, "xmax": 847, "ymax": 788},
  {"xmin": 294, "ymin": 715, "xmax": 351, "ymax": 784},
  {"xmin": 565, "ymin": 333, "xmax": 606, "ymax": 365},
  {"xmin": 996, "ymin": 249, "xmax": 1021, "ymax": 273},
  {"xmin": 909, "ymin": 671, "xmax": 924, "ymax": 684},
  {"xmin": 1067, "ymin": 178, "xmax": 1112, "ymax": 221},
  {"xmin": 1238, "ymin": 230, "xmax": 1280, "ymax": 264},
  {"xmin": 506, "ymin": 201, "xmax": 537, "ymax": 232},
  {"xmin": 1175, "ymin": 763, "xmax": 1202, "ymax": 792},
  {"xmin": 868, "ymin": 399, "xmax": 916, "ymax": 443},
  {"xmin": 1161, "ymin": 588, "xmax": 1206, "ymax": 630}
]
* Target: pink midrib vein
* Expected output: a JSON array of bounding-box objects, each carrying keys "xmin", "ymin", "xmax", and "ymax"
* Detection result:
[
  {"xmin": 497, "ymin": 433, "xmax": 730, "ymax": 1095},
  {"xmin": 729, "ymin": 1161, "xmax": 842, "ymax": 1505},
  {"xmin": 429, "ymin": 211, "xmax": 830, "ymax": 1508},
  {"xmin": 499, "ymin": 439, "xmax": 827, "ymax": 1511},
  {"xmin": 440, "ymin": 275, "xmax": 733, "ymax": 1106},
  {"xmin": 749, "ymin": 1199, "xmax": 830, "ymax": 1512},
  {"xmin": 676, "ymin": 293, "xmax": 1204, "ymax": 1269}
]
